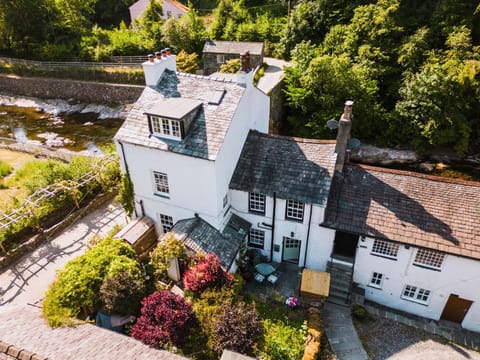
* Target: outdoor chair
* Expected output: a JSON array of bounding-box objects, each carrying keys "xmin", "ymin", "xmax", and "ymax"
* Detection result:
[
  {"xmin": 267, "ymin": 272, "xmax": 279, "ymax": 285},
  {"xmin": 254, "ymin": 272, "xmax": 265, "ymax": 283}
]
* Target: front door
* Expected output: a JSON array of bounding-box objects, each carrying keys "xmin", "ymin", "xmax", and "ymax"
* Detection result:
[
  {"xmin": 440, "ymin": 294, "xmax": 473, "ymax": 323},
  {"xmin": 283, "ymin": 237, "xmax": 301, "ymax": 263},
  {"xmin": 332, "ymin": 231, "xmax": 359, "ymax": 261}
]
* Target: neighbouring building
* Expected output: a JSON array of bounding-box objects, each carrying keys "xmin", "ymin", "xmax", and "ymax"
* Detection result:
[
  {"xmin": 203, "ymin": 41, "xmax": 264, "ymax": 75},
  {"xmin": 114, "ymin": 47, "xmax": 480, "ymax": 333},
  {"xmin": 129, "ymin": 0, "xmax": 188, "ymax": 23}
]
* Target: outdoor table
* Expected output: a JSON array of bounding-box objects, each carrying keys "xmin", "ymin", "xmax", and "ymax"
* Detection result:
[{"xmin": 255, "ymin": 263, "xmax": 276, "ymax": 276}]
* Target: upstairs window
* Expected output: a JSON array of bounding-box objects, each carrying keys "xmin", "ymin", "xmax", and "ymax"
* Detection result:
[
  {"xmin": 249, "ymin": 192, "xmax": 266, "ymax": 214},
  {"xmin": 413, "ymin": 248, "xmax": 445, "ymax": 270},
  {"xmin": 153, "ymin": 171, "xmax": 169, "ymax": 197},
  {"xmin": 401, "ymin": 284, "xmax": 431, "ymax": 305},
  {"xmin": 371, "ymin": 239, "xmax": 399, "ymax": 259},
  {"xmin": 285, "ymin": 199, "xmax": 304, "ymax": 222},
  {"xmin": 151, "ymin": 116, "xmax": 181, "ymax": 140}
]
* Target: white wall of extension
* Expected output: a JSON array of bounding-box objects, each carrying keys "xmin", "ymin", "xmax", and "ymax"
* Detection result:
[{"xmin": 353, "ymin": 236, "xmax": 480, "ymax": 332}]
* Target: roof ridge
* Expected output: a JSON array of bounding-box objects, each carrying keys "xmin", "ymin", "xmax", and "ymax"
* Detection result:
[
  {"xmin": 249, "ymin": 130, "xmax": 336, "ymax": 145},
  {"xmin": 175, "ymin": 71, "xmax": 235, "ymax": 84},
  {"xmin": 352, "ymin": 163, "xmax": 480, "ymax": 188}
]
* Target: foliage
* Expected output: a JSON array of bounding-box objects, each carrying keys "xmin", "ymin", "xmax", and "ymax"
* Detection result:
[
  {"xmin": 99, "ymin": 271, "xmax": 147, "ymax": 316},
  {"xmin": 130, "ymin": 290, "xmax": 195, "ymax": 348},
  {"xmin": 211, "ymin": 301, "xmax": 261, "ymax": 356},
  {"xmin": 42, "ymin": 237, "xmax": 141, "ymax": 327},
  {"xmin": 149, "ymin": 232, "xmax": 188, "ymax": 281},
  {"xmin": 255, "ymin": 300, "xmax": 308, "ymax": 360},
  {"xmin": 182, "ymin": 253, "xmax": 233, "ymax": 294},
  {"xmin": 116, "ymin": 172, "xmax": 134, "ymax": 217},
  {"xmin": 219, "ymin": 59, "xmax": 240, "ymax": 73},
  {"xmin": 0, "ymin": 160, "xmax": 13, "ymax": 178},
  {"xmin": 175, "ymin": 50, "xmax": 199, "ymax": 74},
  {"xmin": 209, "ymin": 0, "xmax": 249, "ymax": 40}
]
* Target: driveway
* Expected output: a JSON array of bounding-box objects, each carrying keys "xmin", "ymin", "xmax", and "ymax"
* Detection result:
[{"xmin": 0, "ymin": 201, "xmax": 127, "ymax": 308}]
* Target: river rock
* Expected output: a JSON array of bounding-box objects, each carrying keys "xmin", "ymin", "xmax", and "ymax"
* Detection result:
[
  {"xmin": 419, "ymin": 162, "xmax": 436, "ymax": 172},
  {"xmin": 351, "ymin": 144, "xmax": 419, "ymax": 165}
]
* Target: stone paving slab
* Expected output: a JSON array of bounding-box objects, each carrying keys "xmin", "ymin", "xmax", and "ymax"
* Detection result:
[{"xmin": 323, "ymin": 302, "xmax": 368, "ymax": 360}]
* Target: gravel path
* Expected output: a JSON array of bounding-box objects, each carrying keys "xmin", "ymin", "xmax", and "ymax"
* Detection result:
[{"xmin": 354, "ymin": 313, "xmax": 480, "ymax": 359}]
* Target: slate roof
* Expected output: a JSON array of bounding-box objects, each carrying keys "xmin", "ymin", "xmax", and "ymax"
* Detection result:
[
  {"xmin": 203, "ymin": 41, "xmax": 264, "ymax": 55},
  {"xmin": 323, "ymin": 164, "xmax": 480, "ymax": 260},
  {"xmin": 114, "ymin": 70, "xmax": 245, "ymax": 160},
  {"xmin": 229, "ymin": 131, "xmax": 337, "ymax": 205},
  {"xmin": 172, "ymin": 214, "xmax": 251, "ymax": 269}
]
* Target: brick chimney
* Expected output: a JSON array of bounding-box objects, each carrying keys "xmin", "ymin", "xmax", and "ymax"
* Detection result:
[
  {"xmin": 334, "ymin": 100, "xmax": 353, "ymax": 174},
  {"xmin": 143, "ymin": 53, "xmax": 177, "ymax": 86},
  {"xmin": 236, "ymin": 51, "xmax": 253, "ymax": 86}
]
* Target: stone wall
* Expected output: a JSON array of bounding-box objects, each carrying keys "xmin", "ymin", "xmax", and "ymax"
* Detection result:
[{"xmin": 0, "ymin": 75, "xmax": 144, "ymax": 104}]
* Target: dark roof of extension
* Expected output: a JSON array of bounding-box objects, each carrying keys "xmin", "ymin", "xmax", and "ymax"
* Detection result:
[
  {"xmin": 114, "ymin": 70, "xmax": 245, "ymax": 160},
  {"xmin": 230, "ymin": 131, "xmax": 337, "ymax": 205},
  {"xmin": 323, "ymin": 164, "xmax": 480, "ymax": 260},
  {"xmin": 172, "ymin": 214, "xmax": 251, "ymax": 269},
  {"xmin": 203, "ymin": 41, "xmax": 264, "ymax": 55}
]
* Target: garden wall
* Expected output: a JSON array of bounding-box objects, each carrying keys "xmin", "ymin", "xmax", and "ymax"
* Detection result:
[{"xmin": 0, "ymin": 75, "xmax": 144, "ymax": 104}]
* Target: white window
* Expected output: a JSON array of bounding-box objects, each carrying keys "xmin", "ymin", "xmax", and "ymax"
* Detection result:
[
  {"xmin": 159, "ymin": 214, "xmax": 174, "ymax": 233},
  {"xmin": 217, "ymin": 55, "xmax": 225, "ymax": 64},
  {"xmin": 371, "ymin": 239, "xmax": 399, "ymax": 259},
  {"xmin": 153, "ymin": 171, "xmax": 169, "ymax": 196},
  {"xmin": 414, "ymin": 248, "xmax": 445, "ymax": 270},
  {"xmin": 369, "ymin": 272, "xmax": 384, "ymax": 289},
  {"xmin": 249, "ymin": 228, "xmax": 265, "ymax": 249},
  {"xmin": 249, "ymin": 192, "xmax": 265, "ymax": 214},
  {"xmin": 167, "ymin": 10, "xmax": 172, "ymax": 17},
  {"xmin": 150, "ymin": 116, "xmax": 181, "ymax": 140},
  {"xmin": 286, "ymin": 199, "xmax": 304, "ymax": 221},
  {"xmin": 401, "ymin": 284, "xmax": 431, "ymax": 304}
]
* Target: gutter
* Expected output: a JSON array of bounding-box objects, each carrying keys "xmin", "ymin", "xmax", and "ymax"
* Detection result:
[
  {"xmin": 303, "ymin": 204, "xmax": 313, "ymax": 268},
  {"xmin": 270, "ymin": 191, "xmax": 276, "ymax": 262}
]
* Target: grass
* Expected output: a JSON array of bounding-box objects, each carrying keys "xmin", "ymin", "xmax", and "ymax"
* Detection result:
[{"xmin": 0, "ymin": 149, "xmax": 35, "ymax": 209}]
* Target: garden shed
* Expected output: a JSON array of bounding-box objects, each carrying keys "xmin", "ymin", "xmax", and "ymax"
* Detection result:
[{"xmin": 114, "ymin": 216, "xmax": 157, "ymax": 257}]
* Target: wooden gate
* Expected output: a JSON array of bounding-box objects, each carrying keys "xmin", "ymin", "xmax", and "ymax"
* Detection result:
[{"xmin": 440, "ymin": 294, "xmax": 473, "ymax": 323}]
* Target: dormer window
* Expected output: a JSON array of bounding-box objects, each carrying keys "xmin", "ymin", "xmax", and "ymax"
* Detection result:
[{"xmin": 145, "ymin": 98, "xmax": 202, "ymax": 141}]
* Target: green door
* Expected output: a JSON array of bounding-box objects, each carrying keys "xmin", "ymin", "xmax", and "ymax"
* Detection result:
[{"xmin": 283, "ymin": 237, "xmax": 301, "ymax": 263}]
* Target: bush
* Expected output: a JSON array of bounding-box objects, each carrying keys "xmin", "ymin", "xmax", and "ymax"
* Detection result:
[
  {"xmin": 182, "ymin": 253, "xmax": 233, "ymax": 294},
  {"xmin": 99, "ymin": 271, "xmax": 146, "ymax": 316},
  {"xmin": 130, "ymin": 290, "xmax": 195, "ymax": 349},
  {"xmin": 219, "ymin": 59, "xmax": 240, "ymax": 74},
  {"xmin": 212, "ymin": 301, "xmax": 262, "ymax": 356},
  {"xmin": 149, "ymin": 233, "xmax": 188, "ymax": 281},
  {"xmin": 0, "ymin": 160, "xmax": 13, "ymax": 178},
  {"xmin": 351, "ymin": 305, "xmax": 368, "ymax": 320},
  {"xmin": 42, "ymin": 237, "xmax": 141, "ymax": 327}
]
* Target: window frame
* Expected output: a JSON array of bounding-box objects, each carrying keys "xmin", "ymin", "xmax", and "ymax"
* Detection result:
[
  {"xmin": 371, "ymin": 239, "xmax": 399, "ymax": 259},
  {"xmin": 401, "ymin": 284, "xmax": 431, "ymax": 305},
  {"xmin": 249, "ymin": 192, "xmax": 266, "ymax": 214},
  {"xmin": 217, "ymin": 54, "xmax": 225, "ymax": 64},
  {"xmin": 285, "ymin": 199, "xmax": 304, "ymax": 222},
  {"xmin": 159, "ymin": 213, "xmax": 174, "ymax": 234},
  {"xmin": 413, "ymin": 248, "xmax": 445, "ymax": 270},
  {"xmin": 152, "ymin": 171, "xmax": 170, "ymax": 197},
  {"xmin": 248, "ymin": 228, "xmax": 265, "ymax": 249},
  {"xmin": 150, "ymin": 116, "xmax": 182, "ymax": 140},
  {"xmin": 369, "ymin": 272, "xmax": 384, "ymax": 289}
]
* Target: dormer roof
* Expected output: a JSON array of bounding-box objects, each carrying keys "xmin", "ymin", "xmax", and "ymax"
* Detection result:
[{"xmin": 144, "ymin": 98, "xmax": 202, "ymax": 120}]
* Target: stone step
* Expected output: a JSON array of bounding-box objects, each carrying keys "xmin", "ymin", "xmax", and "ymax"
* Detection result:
[
  {"xmin": 327, "ymin": 294, "xmax": 350, "ymax": 306},
  {"xmin": 327, "ymin": 261, "xmax": 354, "ymax": 273},
  {"xmin": 330, "ymin": 283, "xmax": 350, "ymax": 296}
]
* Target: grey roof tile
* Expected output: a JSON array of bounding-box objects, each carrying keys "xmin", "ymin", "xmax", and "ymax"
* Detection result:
[
  {"xmin": 229, "ymin": 131, "xmax": 337, "ymax": 205},
  {"xmin": 114, "ymin": 70, "xmax": 245, "ymax": 160},
  {"xmin": 323, "ymin": 164, "xmax": 480, "ymax": 260},
  {"xmin": 203, "ymin": 41, "xmax": 264, "ymax": 55}
]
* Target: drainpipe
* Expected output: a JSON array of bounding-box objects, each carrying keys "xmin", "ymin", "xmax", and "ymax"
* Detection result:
[
  {"xmin": 118, "ymin": 141, "xmax": 138, "ymax": 218},
  {"xmin": 303, "ymin": 204, "xmax": 313, "ymax": 268},
  {"xmin": 270, "ymin": 191, "xmax": 276, "ymax": 262}
]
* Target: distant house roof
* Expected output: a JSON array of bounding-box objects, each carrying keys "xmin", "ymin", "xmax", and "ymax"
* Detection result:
[
  {"xmin": 230, "ymin": 131, "xmax": 337, "ymax": 205},
  {"xmin": 203, "ymin": 41, "xmax": 264, "ymax": 56},
  {"xmin": 172, "ymin": 214, "xmax": 250, "ymax": 269},
  {"xmin": 323, "ymin": 164, "xmax": 480, "ymax": 260},
  {"xmin": 114, "ymin": 70, "xmax": 245, "ymax": 160},
  {"xmin": 130, "ymin": 0, "xmax": 188, "ymax": 22}
]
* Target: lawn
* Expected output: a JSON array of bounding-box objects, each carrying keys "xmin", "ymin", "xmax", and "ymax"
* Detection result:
[{"xmin": 0, "ymin": 149, "xmax": 34, "ymax": 208}]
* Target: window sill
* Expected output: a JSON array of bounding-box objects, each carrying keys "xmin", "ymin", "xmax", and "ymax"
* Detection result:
[
  {"xmin": 154, "ymin": 193, "xmax": 170, "ymax": 199},
  {"xmin": 367, "ymin": 284, "xmax": 383, "ymax": 290},
  {"xmin": 249, "ymin": 210, "xmax": 266, "ymax": 216},
  {"xmin": 370, "ymin": 253, "xmax": 398, "ymax": 261},
  {"xmin": 412, "ymin": 263, "xmax": 441, "ymax": 272},
  {"xmin": 285, "ymin": 217, "xmax": 304, "ymax": 223},
  {"xmin": 401, "ymin": 297, "xmax": 429, "ymax": 306}
]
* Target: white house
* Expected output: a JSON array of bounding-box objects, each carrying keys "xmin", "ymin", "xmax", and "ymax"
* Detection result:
[
  {"xmin": 115, "ymin": 50, "xmax": 480, "ymax": 333},
  {"xmin": 129, "ymin": 0, "xmax": 188, "ymax": 23}
]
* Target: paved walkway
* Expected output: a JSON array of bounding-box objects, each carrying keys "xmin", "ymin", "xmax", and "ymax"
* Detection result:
[
  {"xmin": 323, "ymin": 302, "xmax": 369, "ymax": 360},
  {"xmin": 256, "ymin": 57, "xmax": 289, "ymax": 95},
  {"xmin": 0, "ymin": 201, "xmax": 127, "ymax": 307}
]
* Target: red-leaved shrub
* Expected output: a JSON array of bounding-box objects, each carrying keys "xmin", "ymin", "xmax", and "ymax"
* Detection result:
[
  {"xmin": 182, "ymin": 253, "xmax": 233, "ymax": 293},
  {"xmin": 130, "ymin": 290, "xmax": 195, "ymax": 348}
]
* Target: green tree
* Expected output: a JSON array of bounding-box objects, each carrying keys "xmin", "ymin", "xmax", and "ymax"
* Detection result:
[
  {"xmin": 209, "ymin": 0, "xmax": 248, "ymax": 40},
  {"xmin": 176, "ymin": 50, "xmax": 200, "ymax": 73}
]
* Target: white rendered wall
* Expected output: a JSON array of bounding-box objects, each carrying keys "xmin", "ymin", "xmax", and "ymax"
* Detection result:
[
  {"xmin": 353, "ymin": 237, "xmax": 480, "ymax": 332},
  {"xmin": 116, "ymin": 142, "xmax": 220, "ymax": 232},
  {"xmin": 229, "ymin": 190, "xmax": 333, "ymax": 269}
]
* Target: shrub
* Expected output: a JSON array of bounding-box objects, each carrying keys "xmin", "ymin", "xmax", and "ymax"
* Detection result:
[
  {"xmin": 182, "ymin": 253, "xmax": 233, "ymax": 294},
  {"xmin": 211, "ymin": 301, "xmax": 262, "ymax": 356},
  {"xmin": 219, "ymin": 59, "xmax": 240, "ymax": 73},
  {"xmin": 130, "ymin": 290, "xmax": 195, "ymax": 349},
  {"xmin": 42, "ymin": 237, "xmax": 141, "ymax": 327},
  {"xmin": 176, "ymin": 50, "xmax": 199, "ymax": 74},
  {"xmin": 0, "ymin": 160, "xmax": 13, "ymax": 178},
  {"xmin": 99, "ymin": 271, "xmax": 146, "ymax": 316},
  {"xmin": 150, "ymin": 233, "xmax": 188, "ymax": 281}
]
